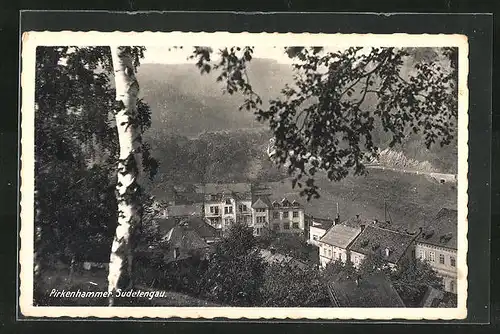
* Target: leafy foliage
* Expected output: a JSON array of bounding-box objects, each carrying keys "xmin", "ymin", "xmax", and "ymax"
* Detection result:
[
  {"xmin": 191, "ymin": 46, "xmax": 458, "ymax": 199},
  {"xmin": 34, "ymin": 46, "xmax": 157, "ymax": 288},
  {"xmin": 197, "ymin": 222, "xmax": 266, "ymax": 306},
  {"xmin": 357, "ymin": 252, "xmax": 392, "ymax": 278},
  {"xmin": 323, "ymin": 259, "xmax": 357, "ymax": 282},
  {"xmin": 389, "ymin": 257, "xmax": 443, "ymax": 306},
  {"xmin": 262, "ymin": 262, "xmax": 329, "ymax": 307}
]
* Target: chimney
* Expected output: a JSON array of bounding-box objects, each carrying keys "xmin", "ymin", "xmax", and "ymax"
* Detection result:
[
  {"xmin": 174, "ymin": 247, "xmax": 180, "ymax": 259},
  {"xmin": 385, "ymin": 247, "xmax": 390, "ymax": 257},
  {"xmin": 356, "ymin": 214, "xmax": 360, "ymax": 220},
  {"xmin": 360, "ymin": 224, "xmax": 365, "ymax": 231}
]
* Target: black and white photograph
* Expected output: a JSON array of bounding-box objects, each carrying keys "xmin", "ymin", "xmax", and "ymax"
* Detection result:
[{"xmin": 19, "ymin": 31, "xmax": 468, "ymax": 319}]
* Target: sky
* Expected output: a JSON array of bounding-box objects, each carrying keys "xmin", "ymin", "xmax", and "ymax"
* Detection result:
[{"xmin": 141, "ymin": 46, "xmax": 337, "ymax": 65}]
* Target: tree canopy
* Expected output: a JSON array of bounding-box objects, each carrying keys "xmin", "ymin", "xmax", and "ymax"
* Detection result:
[{"xmin": 191, "ymin": 46, "xmax": 458, "ymax": 199}]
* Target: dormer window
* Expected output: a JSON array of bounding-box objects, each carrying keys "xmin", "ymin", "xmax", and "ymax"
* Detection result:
[
  {"xmin": 225, "ymin": 199, "xmax": 232, "ymax": 205},
  {"xmin": 384, "ymin": 248, "xmax": 391, "ymax": 257},
  {"xmin": 272, "ymin": 201, "xmax": 280, "ymax": 208},
  {"xmin": 292, "ymin": 201, "xmax": 300, "ymax": 207}
]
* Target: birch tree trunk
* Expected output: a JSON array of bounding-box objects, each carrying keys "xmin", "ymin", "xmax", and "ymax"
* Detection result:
[{"xmin": 107, "ymin": 46, "xmax": 143, "ymax": 306}]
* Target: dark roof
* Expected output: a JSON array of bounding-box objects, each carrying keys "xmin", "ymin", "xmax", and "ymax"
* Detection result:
[
  {"xmin": 341, "ymin": 215, "xmax": 371, "ymax": 228},
  {"xmin": 156, "ymin": 218, "xmax": 178, "ymax": 234},
  {"xmin": 349, "ymin": 225, "xmax": 415, "ymax": 264},
  {"xmin": 328, "ymin": 273, "xmax": 405, "ymax": 307},
  {"xmin": 269, "ymin": 193, "xmax": 303, "ymax": 208},
  {"xmin": 166, "ymin": 204, "xmax": 203, "ymax": 217},
  {"xmin": 252, "ymin": 195, "xmax": 272, "ymax": 209},
  {"xmin": 259, "ymin": 249, "xmax": 307, "ymax": 269},
  {"xmin": 180, "ymin": 216, "xmax": 220, "ymax": 240},
  {"xmin": 164, "ymin": 223, "xmax": 209, "ymax": 250},
  {"xmin": 157, "ymin": 217, "xmax": 220, "ymax": 241},
  {"xmin": 320, "ymin": 224, "xmax": 362, "ymax": 248},
  {"xmin": 417, "ymin": 208, "xmax": 457, "ymax": 250}
]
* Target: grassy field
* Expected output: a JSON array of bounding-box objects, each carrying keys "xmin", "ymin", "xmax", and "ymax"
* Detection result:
[{"xmin": 265, "ymin": 168, "xmax": 457, "ymax": 231}]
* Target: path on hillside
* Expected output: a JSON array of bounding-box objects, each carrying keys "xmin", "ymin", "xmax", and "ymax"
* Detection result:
[{"xmin": 365, "ymin": 164, "xmax": 457, "ymax": 183}]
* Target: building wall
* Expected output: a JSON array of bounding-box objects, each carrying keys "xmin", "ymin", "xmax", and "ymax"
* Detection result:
[
  {"xmin": 204, "ymin": 200, "xmax": 223, "ymax": 230},
  {"xmin": 415, "ymin": 242, "xmax": 458, "ymax": 294},
  {"xmin": 318, "ymin": 243, "xmax": 350, "ymax": 268},
  {"xmin": 269, "ymin": 208, "xmax": 305, "ymax": 234},
  {"xmin": 252, "ymin": 208, "xmax": 269, "ymax": 236},
  {"xmin": 309, "ymin": 226, "xmax": 327, "ymax": 246}
]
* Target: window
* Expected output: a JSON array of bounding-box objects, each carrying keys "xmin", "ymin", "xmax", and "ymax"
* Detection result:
[
  {"xmin": 238, "ymin": 204, "xmax": 248, "ymax": 213},
  {"xmin": 273, "ymin": 211, "xmax": 279, "ymax": 219},
  {"xmin": 255, "ymin": 227, "xmax": 262, "ymax": 236},
  {"xmin": 418, "ymin": 249, "xmax": 425, "ymax": 260},
  {"xmin": 450, "ymin": 281, "xmax": 455, "ymax": 293},
  {"xmin": 338, "ymin": 252, "xmax": 342, "ymax": 260},
  {"xmin": 256, "ymin": 208, "xmax": 266, "ymax": 213},
  {"xmin": 283, "ymin": 222, "xmax": 290, "ymax": 230},
  {"xmin": 225, "ymin": 199, "xmax": 232, "ymax": 205},
  {"xmin": 224, "ymin": 218, "xmax": 232, "ymax": 226},
  {"xmin": 354, "ymin": 256, "xmax": 359, "ymax": 265},
  {"xmin": 292, "ymin": 222, "xmax": 299, "ymax": 229},
  {"xmin": 450, "ymin": 256, "xmax": 456, "ymax": 267},
  {"xmin": 429, "ymin": 251, "xmax": 436, "ymax": 262},
  {"xmin": 224, "ymin": 206, "xmax": 233, "ymax": 214},
  {"xmin": 439, "ymin": 254, "xmax": 445, "ymax": 264},
  {"xmin": 313, "ymin": 235, "xmax": 318, "ymax": 241},
  {"xmin": 257, "ymin": 216, "xmax": 266, "ymax": 224},
  {"xmin": 293, "ymin": 211, "xmax": 299, "ymax": 218},
  {"xmin": 283, "ymin": 211, "xmax": 289, "ymax": 218},
  {"xmin": 332, "ymin": 251, "xmax": 336, "ymax": 259},
  {"xmin": 328, "ymin": 249, "xmax": 332, "ymax": 257},
  {"xmin": 209, "ymin": 206, "xmax": 219, "ymax": 215}
]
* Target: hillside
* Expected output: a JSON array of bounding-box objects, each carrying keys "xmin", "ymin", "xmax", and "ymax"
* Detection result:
[
  {"xmin": 137, "ymin": 59, "xmax": 294, "ymax": 137},
  {"xmin": 138, "ymin": 58, "xmax": 457, "ymax": 175},
  {"xmin": 264, "ymin": 169, "xmax": 457, "ymax": 231}
]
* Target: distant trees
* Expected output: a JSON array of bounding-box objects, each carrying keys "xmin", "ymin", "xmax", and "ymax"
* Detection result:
[{"xmin": 192, "ymin": 46, "xmax": 458, "ymax": 199}]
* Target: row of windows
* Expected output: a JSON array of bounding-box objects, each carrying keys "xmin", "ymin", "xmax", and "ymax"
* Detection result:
[
  {"xmin": 322, "ymin": 247, "xmax": 343, "ymax": 261},
  {"xmin": 272, "ymin": 222, "xmax": 300, "ymax": 230},
  {"xmin": 210, "ymin": 204, "xmax": 249, "ymax": 215},
  {"xmin": 418, "ymin": 249, "xmax": 456, "ymax": 267},
  {"xmin": 273, "ymin": 211, "xmax": 300, "ymax": 219}
]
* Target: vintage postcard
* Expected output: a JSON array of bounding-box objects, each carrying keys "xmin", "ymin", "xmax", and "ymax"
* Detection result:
[{"xmin": 20, "ymin": 31, "xmax": 468, "ymax": 320}]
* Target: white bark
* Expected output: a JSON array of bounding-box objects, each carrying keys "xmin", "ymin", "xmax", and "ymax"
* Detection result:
[{"xmin": 107, "ymin": 46, "xmax": 142, "ymax": 306}]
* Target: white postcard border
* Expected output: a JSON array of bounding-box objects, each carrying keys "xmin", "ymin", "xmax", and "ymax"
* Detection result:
[{"xmin": 20, "ymin": 31, "xmax": 469, "ymax": 320}]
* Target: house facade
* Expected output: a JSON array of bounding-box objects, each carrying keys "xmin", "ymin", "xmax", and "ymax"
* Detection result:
[
  {"xmin": 318, "ymin": 224, "xmax": 362, "ymax": 268},
  {"xmin": 415, "ymin": 208, "xmax": 458, "ymax": 294},
  {"xmin": 307, "ymin": 216, "xmax": 335, "ymax": 246},
  {"xmin": 269, "ymin": 197, "xmax": 305, "ymax": 234}
]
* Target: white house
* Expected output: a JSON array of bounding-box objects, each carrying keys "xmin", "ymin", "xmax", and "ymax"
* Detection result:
[
  {"xmin": 308, "ymin": 216, "xmax": 335, "ymax": 246},
  {"xmin": 318, "ymin": 224, "xmax": 362, "ymax": 268}
]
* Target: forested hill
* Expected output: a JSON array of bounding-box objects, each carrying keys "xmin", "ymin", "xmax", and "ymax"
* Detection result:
[
  {"xmin": 138, "ymin": 58, "xmax": 458, "ymax": 190},
  {"xmin": 137, "ymin": 59, "xmax": 294, "ymax": 137}
]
